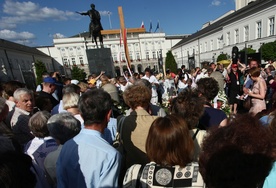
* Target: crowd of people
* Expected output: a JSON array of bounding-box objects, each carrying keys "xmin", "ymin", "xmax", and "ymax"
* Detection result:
[{"xmin": 1, "ymin": 58, "xmax": 276, "ymax": 188}]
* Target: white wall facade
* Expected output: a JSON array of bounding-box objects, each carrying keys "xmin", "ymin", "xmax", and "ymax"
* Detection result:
[
  {"xmin": 37, "ymin": 32, "xmax": 183, "ymax": 76},
  {"xmin": 236, "ymin": 0, "xmax": 256, "ymax": 10},
  {"xmin": 172, "ymin": 0, "xmax": 276, "ymax": 69}
]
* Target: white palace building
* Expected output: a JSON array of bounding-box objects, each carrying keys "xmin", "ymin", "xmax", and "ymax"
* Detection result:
[
  {"xmin": 37, "ymin": 31, "xmax": 185, "ymax": 76},
  {"xmin": 0, "ymin": 0, "xmax": 275, "ymax": 84},
  {"xmin": 172, "ymin": 0, "xmax": 276, "ymax": 69},
  {"xmin": 37, "ymin": 0, "xmax": 276, "ymax": 76}
]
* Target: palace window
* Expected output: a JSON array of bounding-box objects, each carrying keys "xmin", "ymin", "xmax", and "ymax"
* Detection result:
[
  {"xmin": 235, "ymin": 29, "xmax": 239, "ymax": 44},
  {"xmin": 244, "ymin": 26, "xmax": 249, "ymax": 41},
  {"xmin": 226, "ymin": 32, "xmax": 230, "ymax": 46},
  {"xmin": 269, "ymin": 17, "xmax": 275, "ymax": 36},
  {"xmin": 256, "ymin": 21, "xmax": 262, "ymax": 39}
]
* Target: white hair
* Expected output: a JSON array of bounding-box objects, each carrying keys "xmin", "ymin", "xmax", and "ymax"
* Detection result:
[
  {"xmin": 13, "ymin": 88, "xmax": 32, "ymax": 101},
  {"xmin": 62, "ymin": 92, "xmax": 80, "ymax": 110},
  {"xmin": 47, "ymin": 112, "xmax": 81, "ymax": 144}
]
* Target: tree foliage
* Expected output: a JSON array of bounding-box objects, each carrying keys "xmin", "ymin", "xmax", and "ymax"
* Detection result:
[
  {"xmin": 71, "ymin": 66, "xmax": 87, "ymax": 81},
  {"xmin": 165, "ymin": 50, "xmax": 177, "ymax": 73},
  {"xmin": 34, "ymin": 60, "xmax": 47, "ymax": 85},
  {"xmin": 240, "ymin": 47, "xmax": 256, "ymax": 54},
  {"xmin": 260, "ymin": 41, "xmax": 276, "ymax": 61},
  {"xmin": 217, "ymin": 53, "xmax": 228, "ymax": 62}
]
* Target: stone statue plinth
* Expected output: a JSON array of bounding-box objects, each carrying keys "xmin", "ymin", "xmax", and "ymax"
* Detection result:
[{"xmin": 86, "ymin": 48, "xmax": 116, "ymax": 78}]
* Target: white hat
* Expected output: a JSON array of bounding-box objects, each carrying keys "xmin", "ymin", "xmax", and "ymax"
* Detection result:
[{"xmin": 71, "ymin": 79, "xmax": 79, "ymax": 85}]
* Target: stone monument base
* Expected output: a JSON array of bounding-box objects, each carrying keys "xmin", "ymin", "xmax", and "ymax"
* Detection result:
[{"xmin": 86, "ymin": 48, "xmax": 115, "ymax": 78}]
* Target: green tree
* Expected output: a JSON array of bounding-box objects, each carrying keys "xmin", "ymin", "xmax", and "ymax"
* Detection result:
[
  {"xmin": 240, "ymin": 47, "xmax": 256, "ymax": 54},
  {"xmin": 216, "ymin": 53, "xmax": 228, "ymax": 62},
  {"xmin": 260, "ymin": 41, "xmax": 276, "ymax": 61},
  {"xmin": 34, "ymin": 60, "xmax": 47, "ymax": 85},
  {"xmin": 165, "ymin": 50, "xmax": 177, "ymax": 73},
  {"xmin": 71, "ymin": 66, "xmax": 87, "ymax": 81}
]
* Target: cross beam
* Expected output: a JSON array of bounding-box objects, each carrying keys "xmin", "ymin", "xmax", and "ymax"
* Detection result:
[
  {"xmin": 101, "ymin": 28, "xmax": 145, "ymax": 35},
  {"xmin": 99, "ymin": 6, "xmax": 146, "ymax": 69}
]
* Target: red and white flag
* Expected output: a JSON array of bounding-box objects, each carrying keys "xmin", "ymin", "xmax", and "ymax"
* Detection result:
[{"xmin": 141, "ymin": 21, "xmax": 144, "ymax": 28}]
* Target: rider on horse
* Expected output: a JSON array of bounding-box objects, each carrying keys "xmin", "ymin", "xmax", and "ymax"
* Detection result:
[{"xmin": 80, "ymin": 4, "xmax": 103, "ymax": 48}]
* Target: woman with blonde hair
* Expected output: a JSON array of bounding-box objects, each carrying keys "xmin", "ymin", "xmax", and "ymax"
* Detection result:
[{"xmin": 62, "ymin": 92, "xmax": 83, "ymax": 127}]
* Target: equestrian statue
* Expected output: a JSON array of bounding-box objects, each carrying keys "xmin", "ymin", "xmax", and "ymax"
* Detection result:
[{"xmin": 77, "ymin": 4, "xmax": 103, "ymax": 48}]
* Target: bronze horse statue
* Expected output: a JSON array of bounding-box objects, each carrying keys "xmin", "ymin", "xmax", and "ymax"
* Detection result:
[
  {"xmin": 78, "ymin": 4, "xmax": 104, "ymax": 48},
  {"xmin": 89, "ymin": 17, "xmax": 103, "ymax": 48}
]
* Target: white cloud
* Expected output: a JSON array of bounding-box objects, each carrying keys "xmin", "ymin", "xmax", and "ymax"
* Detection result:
[
  {"xmin": 211, "ymin": 0, "xmax": 222, "ymax": 6},
  {"xmin": 0, "ymin": 29, "xmax": 35, "ymax": 40},
  {"xmin": 51, "ymin": 33, "xmax": 66, "ymax": 39},
  {"xmin": 100, "ymin": 11, "xmax": 112, "ymax": 16},
  {"xmin": 0, "ymin": 0, "xmax": 76, "ymax": 29}
]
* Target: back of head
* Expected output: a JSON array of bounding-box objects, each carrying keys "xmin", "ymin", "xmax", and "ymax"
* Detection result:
[
  {"xmin": 78, "ymin": 82, "xmax": 88, "ymax": 92},
  {"xmin": 144, "ymin": 68, "xmax": 151, "ymax": 74},
  {"xmin": 47, "ymin": 112, "xmax": 81, "ymax": 144},
  {"xmin": 123, "ymin": 84, "xmax": 151, "ymax": 109},
  {"xmin": 63, "ymin": 77, "xmax": 72, "ymax": 85},
  {"xmin": 62, "ymin": 92, "xmax": 80, "ymax": 110},
  {"xmin": 78, "ymin": 89, "xmax": 112, "ymax": 125},
  {"xmin": 134, "ymin": 79, "xmax": 151, "ymax": 90},
  {"xmin": 196, "ymin": 77, "xmax": 219, "ymax": 101},
  {"xmin": 118, "ymin": 76, "xmax": 126, "ymax": 83},
  {"xmin": 146, "ymin": 114, "xmax": 194, "ymax": 167},
  {"xmin": 248, "ymin": 67, "xmax": 261, "ymax": 77},
  {"xmin": 35, "ymin": 96, "xmax": 52, "ymax": 112},
  {"xmin": 28, "ymin": 111, "xmax": 51, "ymax": 138},
  {"xmin": 199, "ymin": 114, "xmax": 275, "ymax": 188},
  {"xmin": 42, "ymin": 72, "xmax": 50, "ymax": 79},
  {"xmin": 170, "ymin": 89, "xmax": 204, "ymax": 129},
  {"xmin": 100, "ymin": 75, "xmax": 110, "ymax": 85},
  {"xmin": 2, "ymin": 81, "xmax": 25, "ymax": 99},
  {"xmin": 62, "ymin": 84, "xmax": 81, "ymax": 95}
]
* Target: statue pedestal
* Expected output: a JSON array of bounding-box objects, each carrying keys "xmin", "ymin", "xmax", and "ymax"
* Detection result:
[{"xmin": 86, "ymin": 48, "xmax": 116, "ymax": 78}]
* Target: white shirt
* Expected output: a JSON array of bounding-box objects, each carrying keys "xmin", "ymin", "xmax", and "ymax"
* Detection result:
[
  {"xmin": 142, "ymin": 75, "xmax": 159, "ymax": 97},
  {"xmin": 119, "ymin": 82, "xmax": 132, "ymax": 92}
]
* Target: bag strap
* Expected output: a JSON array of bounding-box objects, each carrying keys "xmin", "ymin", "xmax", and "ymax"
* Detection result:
[
  {"xmin": 117, "ymin": 116, "xmax": 126, "ymax": 142},
  {"xmin": 192, "ymin": 128, "xmax": 200, "ymax": 140},
  {"xmin": 136, "ymin": 165, "xmax": 144, "ymax": 188}
]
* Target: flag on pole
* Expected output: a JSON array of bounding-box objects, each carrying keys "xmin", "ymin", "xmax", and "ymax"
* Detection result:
[
  {"xmin": 154, "ymin": 21, "xmax": 160, "ymax": 33},
  {"xmin": 149, "ymin": 21, "xmax": 152, "ymax": 32},
  {"xmin": 123, "ymin": 28, "xmax": 133, "ymax": 77},
  {"xmin": 141, "ymin": 21, "xmax": 144, "ymax": 28},
  {"xmin": 118, "ymin": 30, "xmax": 123, "ymax": 75}
]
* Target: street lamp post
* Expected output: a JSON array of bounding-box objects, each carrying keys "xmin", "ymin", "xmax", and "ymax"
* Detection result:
[{"xmin": 108, "ymin": 11, "xmax": 112, "ymax": 29}]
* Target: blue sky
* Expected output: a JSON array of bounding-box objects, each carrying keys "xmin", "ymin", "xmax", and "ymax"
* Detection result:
[{"xmin": 0, "ymin": 0, "xmax": 235, "ymax": 47}]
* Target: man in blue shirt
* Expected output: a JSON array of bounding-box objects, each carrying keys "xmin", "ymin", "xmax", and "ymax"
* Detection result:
[{"xmin": 56, "ymin": 89, "xmax": 121, "ymax": 188}]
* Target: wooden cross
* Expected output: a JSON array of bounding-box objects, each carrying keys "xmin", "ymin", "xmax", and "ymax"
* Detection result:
[{"xmin": 101, "ymin": 6, "xmax": 145, "ymax": 68}]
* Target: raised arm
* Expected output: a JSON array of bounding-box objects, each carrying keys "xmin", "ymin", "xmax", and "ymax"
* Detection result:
[
  {"xmin": 238, "ymin": 61, "xmax": 246, "ymax": 73},
  {"xmin": 227, "ymin": 61, "xmax": 232, "ymax": 74}
]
